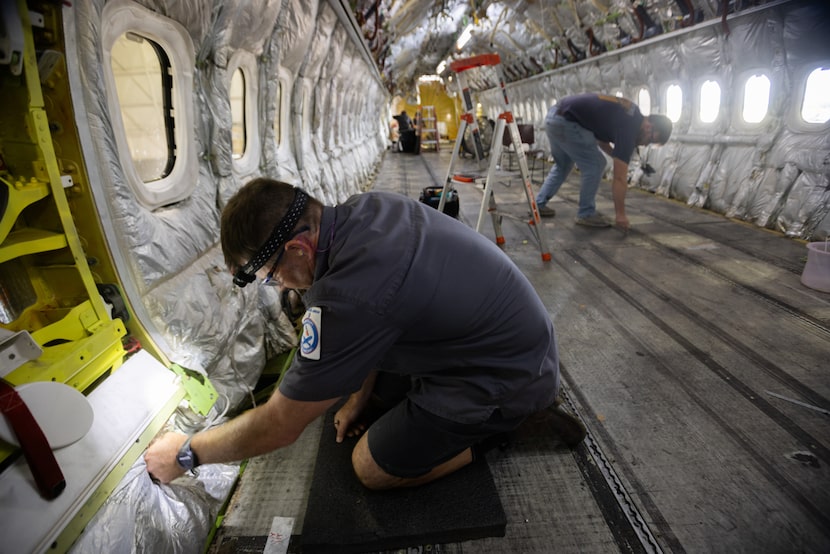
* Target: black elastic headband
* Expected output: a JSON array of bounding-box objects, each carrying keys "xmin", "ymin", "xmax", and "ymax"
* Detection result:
[{"xmin": 232, "ymin": 188, "xmax": 309, "ymax": 287}]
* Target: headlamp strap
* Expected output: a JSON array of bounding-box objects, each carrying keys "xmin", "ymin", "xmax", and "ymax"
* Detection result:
[{"xmin": 233, "ymin": 188, "xmax": 309, "ymax": 287}]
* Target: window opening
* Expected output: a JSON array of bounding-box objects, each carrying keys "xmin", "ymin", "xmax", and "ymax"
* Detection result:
[
  {"xmin": 666, "ymin": 84, "xmax": 682, "ymax": 123},
  {"xmin": 801, "ymin": 67, "xmax": 830, "ymax": 124},
  {"xmin": 637, "ymin": 88, "xmax": 651, "ymax": 116},
  {"xmin": 230, "ymin": 68, "xmax": 246, "ymax": 159},
  {"xmin": 273, "ymin": 81, "xmax": 282, "ymax": 145},
  {"xmin": 699, "ymin": 80, "xmax": 721, "ymax": 123},
  {"xmin": 110, "ymin": 33, "xmax": 175, "ymax": 182},
  {"xmin": 742, "ymin": 74, "xmax": 770, "ymax": 124}
]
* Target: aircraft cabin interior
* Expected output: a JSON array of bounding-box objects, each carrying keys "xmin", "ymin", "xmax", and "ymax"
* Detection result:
[{"xmin": 0, "ymin": 0, "xmax": 828, "ymax": 552}]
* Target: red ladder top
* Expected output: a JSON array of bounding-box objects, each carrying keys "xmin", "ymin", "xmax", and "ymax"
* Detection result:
[{"xmin": 449, "ymin": 53, "xmax": 501, "ymax": 73}]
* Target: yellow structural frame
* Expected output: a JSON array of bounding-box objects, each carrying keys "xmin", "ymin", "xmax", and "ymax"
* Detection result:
[
  {"xmin": 1, "ymin": 1, "xmax": 125, "ymax": 384},
  {"xmin": 0, "ymin": 1, "xmax": 127, "ymax": 458},
  {"xmin": 0, "ymin": 4, "xmax": 216, "ymax": 551}
]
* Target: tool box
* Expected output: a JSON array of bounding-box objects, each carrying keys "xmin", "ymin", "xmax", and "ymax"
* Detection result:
[{"xmin": 418, "ymin": 186, "xmax": 459, "ymax": 218}]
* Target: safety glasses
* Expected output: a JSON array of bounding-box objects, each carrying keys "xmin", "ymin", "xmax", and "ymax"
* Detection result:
[
  {"xmin": 260, "ymin": 226, "xmax": 310, "ymax": 286},
  {"xmin": 232, "ymin": 188, "xmax": 309, "ymax": 288}
]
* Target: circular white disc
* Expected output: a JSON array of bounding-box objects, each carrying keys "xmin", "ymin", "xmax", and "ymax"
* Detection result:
[{"xmin": 0, "ymin": 381, "xmax": 94, "ymax": 449}]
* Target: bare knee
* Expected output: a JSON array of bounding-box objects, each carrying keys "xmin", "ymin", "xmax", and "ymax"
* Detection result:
[{"xmin": 351, "ymin": 435, "xmax": 395, "ymax": 490}]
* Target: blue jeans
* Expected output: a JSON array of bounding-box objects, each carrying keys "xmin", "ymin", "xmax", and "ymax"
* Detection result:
[{"xmin": 535, "ymin": 106, "xmax": 607, "ymax": 218}]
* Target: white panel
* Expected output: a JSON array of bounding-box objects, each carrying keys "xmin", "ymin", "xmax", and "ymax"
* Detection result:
[{"xmin": 0, "ymin": 350, "xmax": 182, "ymax": 554}]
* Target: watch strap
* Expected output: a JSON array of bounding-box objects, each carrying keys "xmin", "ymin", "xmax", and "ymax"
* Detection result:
[
  {"xmin": 0, "ymin": 379, "xmax": 66, "ymax": 499},
  {"xmin": 177, "ymin": 435, "xmax": 200, "ymax": 470}
]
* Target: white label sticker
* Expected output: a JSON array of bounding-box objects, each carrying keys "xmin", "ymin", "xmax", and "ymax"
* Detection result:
[{"xmin": 300, "ymin": 307, "xmax": 322, "ymax": 360}]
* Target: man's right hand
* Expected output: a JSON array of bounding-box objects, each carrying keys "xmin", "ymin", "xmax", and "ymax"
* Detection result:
[
  {"xmin": 615, "ymin": 214, "xmax": 630, "ymax": 234},
  {"xmin": 145, "ymin": 432, "xmax": 188, "ymax": 484}
]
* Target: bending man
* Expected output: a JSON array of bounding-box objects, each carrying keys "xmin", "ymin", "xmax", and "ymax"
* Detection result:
[{"xmin": 535, "ymin": 93, "xmax": 672, "ymax": 231}]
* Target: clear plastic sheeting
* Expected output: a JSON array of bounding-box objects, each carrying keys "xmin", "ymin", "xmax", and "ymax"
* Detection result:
[
  {"xmin": 64, "ymin": 0, "xmax": 387, "ymax": 549},
  {"xmin": 475, "ymin": 0, "xmax": 830, "ymax": 240},
  {"xmin": 69, "ymin": 460, "xmax": 240, "ymax": 554}
]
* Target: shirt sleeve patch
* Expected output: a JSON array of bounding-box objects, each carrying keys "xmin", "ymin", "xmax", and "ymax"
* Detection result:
[{"xmin": 300, "ymin": 307, "xmax": 322, "ymax": 360}]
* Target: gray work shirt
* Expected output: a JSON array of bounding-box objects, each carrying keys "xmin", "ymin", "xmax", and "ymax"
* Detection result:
[
  {"xmin": 279, "ymin": 191, "xmax": 559, "ymax": 424},
  {"xmin": 556, "ymin": 93, "xmax": 644, "ymax": 163}
]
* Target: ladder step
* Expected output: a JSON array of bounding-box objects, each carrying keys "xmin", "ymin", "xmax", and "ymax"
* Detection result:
[{"xmin": 451, "ymin": 174, "xmax": 486, "ymax": 184}]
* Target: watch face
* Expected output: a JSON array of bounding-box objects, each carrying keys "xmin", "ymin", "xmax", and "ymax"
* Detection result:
[{"xmin": 177, "ymin": 446, "xmax": 195, "ymax": 470}]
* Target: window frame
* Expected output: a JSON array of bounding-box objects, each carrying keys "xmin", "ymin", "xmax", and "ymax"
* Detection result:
[
  {"xmin": 227, "ymin": 50, "xmax": 260, "ymax": 175},
  {"xmin": 101, "ymin": 0, "xmax": 197, "ymax": 210}
]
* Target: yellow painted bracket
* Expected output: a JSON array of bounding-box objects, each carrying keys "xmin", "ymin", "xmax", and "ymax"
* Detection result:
[
  {"xmin": 169, "ymin": 364, "xmax": 219, "ymax": 416},
  {"xmin": 0, "ymin": 177, "xmax": 50, "ymax": 245},
  {"xmin": 1, "ymin": 302, "xmax": 127, "ymax": 464},
  {"xmin": 5, "ymin": 301, "xmax": 127, "ymax": 390}
]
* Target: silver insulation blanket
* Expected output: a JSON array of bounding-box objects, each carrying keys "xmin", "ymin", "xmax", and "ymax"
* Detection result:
[
  {"xmin": 476, "ymin": 0, "xmax": 829, "ymax": 240},
  {"xmin": 65, "ymin": 0, "xmax": 388, "ymax": 550}
]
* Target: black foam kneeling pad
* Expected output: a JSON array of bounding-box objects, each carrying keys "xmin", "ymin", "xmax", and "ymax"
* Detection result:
[{"xmin": 301, "ymin": 410, "xmax": 506, "ymax": 553}]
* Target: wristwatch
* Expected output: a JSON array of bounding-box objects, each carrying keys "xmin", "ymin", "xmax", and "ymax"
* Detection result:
[{"xmin": 176, "ymin": 436, "xmax": 200, "ymax": 472}]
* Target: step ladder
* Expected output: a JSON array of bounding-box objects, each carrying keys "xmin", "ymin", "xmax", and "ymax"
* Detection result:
[
  {"xmin": 419, "ymin": 105, "xmax": 440, "ymax": 151},
  {"xmin": 438, "ymin": 53, "xmax": 551, "ymax": 262}
]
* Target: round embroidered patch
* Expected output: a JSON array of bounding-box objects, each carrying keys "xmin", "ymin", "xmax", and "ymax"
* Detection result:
[{"xmin": 300, "ymin": 307, "xmax": 321, "ymax": 360}]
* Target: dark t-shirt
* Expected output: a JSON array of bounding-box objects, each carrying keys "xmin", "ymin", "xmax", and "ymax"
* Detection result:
[
  {"xmin": 279, "ymin": 191, "xmax": 559, "ymax": 423},
  {"xmin": 394, "ymin": 113, "xmax": 412, "ymax": 131},
  {"xmin": 556, "ymin": 93, "xmax": 644, "ymax": 163}
]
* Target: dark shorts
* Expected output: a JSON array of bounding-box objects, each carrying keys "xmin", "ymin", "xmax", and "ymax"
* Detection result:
[{"xmin": 367, "ymin": 397, "xmax": 526, "ymax": 478}]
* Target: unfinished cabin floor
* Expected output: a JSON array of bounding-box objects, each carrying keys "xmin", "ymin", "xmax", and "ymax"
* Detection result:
[{"xmin": 210, "ymin": 145, "xmax": 830, "ymax": 554}]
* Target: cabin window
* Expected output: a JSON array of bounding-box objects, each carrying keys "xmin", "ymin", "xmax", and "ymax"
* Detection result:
[
  {"xmin": 230, "ymin": 69, "xmax": 246, "ymax": 159},
  {"xmin": 637, "ymin": 88, "xmax": 651, "ymax": 116},
  {"xmin": 273, "ymin": 70, "xmax": 294, "ymax": 151},
  {"xmin": 666, "ymin": 84, "xmax": 682, "ymax": 123},
  {"xmin": 110, "ymin": 34, "xmax": 172, "ymax": 183},
  {"xmin": 102, "ymin": 1, "xmax": 197, "ymax": 209},
  {"xmin": 274, "ymin": 81, "xmax": 282, "ymax": 145},
  {"xmin": 699, "ymin": 80, "xmax": 721, "ymax": 123},
  {"xmin": 301, "ymin": 84, "xmax": 312, "ymax": 138},
  {"xmin": 227, "ymin": 51, "xmax": 260, "ymax": 174},
  {"xmin": 742, "ymin": 74, "xmax": 770, "ymax": 124},
  {"xmin": 801, "ymin": 66, "xmax": 830, "ymax": 124}
]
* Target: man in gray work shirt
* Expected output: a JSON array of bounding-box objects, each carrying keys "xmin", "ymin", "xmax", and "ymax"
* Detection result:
[
  {"xmin": 145, "ymin": 178, "xmax": 584, "ymax": 489},
  {"xmin": 535, "ymin": 93, "xmax": 672, "ymax": 231}
]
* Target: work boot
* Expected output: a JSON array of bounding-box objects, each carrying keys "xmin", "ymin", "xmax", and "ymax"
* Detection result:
[
  {"xmin": 575, "ymin": 213, "xmax": 611, "ymax": 228},
  {"xmin": 538, "ymin": 206, "xmax": 556, "ymax": 217},
  {"xmin": 547, "ymin": 397, "xmax": 587, "ymax": 447},
  {"xmin": 472, "ymin": 431, "xmax": 513, "ymax": 462}
]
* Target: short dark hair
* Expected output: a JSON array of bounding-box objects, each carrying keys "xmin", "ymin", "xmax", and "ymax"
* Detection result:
[
  {"xmin": 648, "ymin": 114, "xmax": 672, "ymax": 144},
  {"xmin": 220, "ymin": 178, "xmax": 320, "ymax": 272}
]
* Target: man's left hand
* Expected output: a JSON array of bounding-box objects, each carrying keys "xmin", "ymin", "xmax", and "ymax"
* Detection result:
[{"xmin": 334, "ymin": 398, "xmax": 367, "ymax": 443}]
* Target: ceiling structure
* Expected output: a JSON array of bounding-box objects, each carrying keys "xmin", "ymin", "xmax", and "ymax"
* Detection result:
[{"xmin": 350, "ymin": 0, "xmax": 749, "ymax": 95}]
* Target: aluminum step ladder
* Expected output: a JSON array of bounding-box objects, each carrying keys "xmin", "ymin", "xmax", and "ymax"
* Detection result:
[
  {"xmin": 438, "ymin": 53, "xmax": 551, "ymax": 262},
  {"xmin": 419, "ymin": 105, "xmax": 440, "ymax": 151}
]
